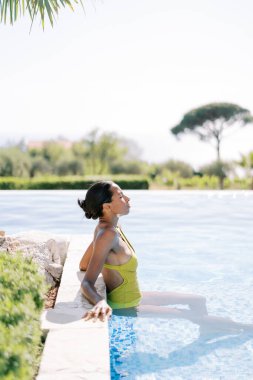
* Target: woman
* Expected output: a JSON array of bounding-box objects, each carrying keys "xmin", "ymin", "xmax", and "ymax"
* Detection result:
[{"xmin": 78, "ymin": 181, "xmax": 253, "ymax": 333}]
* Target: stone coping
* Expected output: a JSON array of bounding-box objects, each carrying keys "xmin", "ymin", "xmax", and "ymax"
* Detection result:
[{"xmin": 37, "ymin": 235, "xmax": 110, "ymax": 380}]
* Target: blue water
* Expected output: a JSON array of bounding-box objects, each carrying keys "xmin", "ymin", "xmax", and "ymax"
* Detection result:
[{"xmin": 1, "ymin": 190, "xmax": 253, "ymax": 379}]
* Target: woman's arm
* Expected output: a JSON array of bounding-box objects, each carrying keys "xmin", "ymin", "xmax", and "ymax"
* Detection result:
[
  {"xmin": 79, "ymin": 241, "xmax": 93, "ymax": 271},
  {"xmin": 79, "ymin": 227, "xmax": 99, "ymax": 271},
  {"xmin": 81, "ymin": 228, "xmax": 116, "ymax": 321}
]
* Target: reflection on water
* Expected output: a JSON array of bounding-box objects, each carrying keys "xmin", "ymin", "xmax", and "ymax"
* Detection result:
[
  {"xmin": 109, "ymin": 314, "xmax": 253, "ymax": 380},
  {"xmin": 109, "ymin": 315, "xmax": 137, "ymax": 379}
]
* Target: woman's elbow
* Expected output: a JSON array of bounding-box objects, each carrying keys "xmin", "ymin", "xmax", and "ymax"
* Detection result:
[
  {"xmin": 80, "ymin": 278, "xmax": 93, "ymax": 298},
  {"xmin": 81, "ymin": 278, "xmax": 91, "ymax": 289},
  {"xmin": 79, "ymin": 259, "xmax": 87, "ymax": 271}
]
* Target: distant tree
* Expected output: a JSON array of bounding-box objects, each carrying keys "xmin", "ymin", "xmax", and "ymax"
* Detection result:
[
  {"xmin": 0, "ymin": 0, "xmax": 82, "ymax": 29},
  {"xmin": 55, "ymin": 158, "xmax": 84, "ymax": 176},
  {"xmin": 148, "ymin": 160, "xmax": 193, "ymax": 180},
  {"xmin": 72, "ymin": 141, "xmax": 87, "ymax": 159},
  {"xmin": 83, "ymin": 128, "xmax": 100, "ymax": 174},
  {"xmin": 78, "ymin": 128, "xmax": 142, "ymax": 175},
  {"xmin": 27, "ymin": 140, "xmax": 80, "ymax": 176},
  {"xmin": 28, "ymin": 140, "xmax": 66, "ymax": 164},
  {"xmin": 68, "ymin": 159, "xmax": 84, "ymax": 176},
  {"xmin": 111, "ymin": 160, "xmax": 148, "ymax": 175},
  {"xmin": 0, "ymin": 147, "xmax": 30, "ymax": 177},
  {"xmin": 171, "ymin": 103, "xmax": 253, "ymax": 162},
  {"xmin": 1, "ymin": 131, "xmax": 145, "ymax": 178},
  {"xmin": 30, "ymin": 157, "xmax": 52, "ymax": 177},
  {"xmin": 42, "ymin": 141, "xmax": 66, "ymax": 163},
  {"xmin": 94, "ymin": 132, "xmax": 127, "ymax": 174},
  {"xmin": 199, "ymin": 160, "xmax": 233, "ymax": 189},
  {"xmin": 162, "ymin": 159, "xmax": 193, "ymax": 178}
]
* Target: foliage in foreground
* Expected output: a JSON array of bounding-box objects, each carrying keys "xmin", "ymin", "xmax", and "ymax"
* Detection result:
[
  {"xmin": 0, "ymin": 252, "xmax": 48, "ymax": 380},
  {"xmin": 0, "ymin": 0, "xmax": 82, "ymax": 29}
]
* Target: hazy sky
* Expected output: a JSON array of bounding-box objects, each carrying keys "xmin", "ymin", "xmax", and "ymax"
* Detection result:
[{"xmin": 1, "ymin": 0, "xmax": 253, "ymax": 169}]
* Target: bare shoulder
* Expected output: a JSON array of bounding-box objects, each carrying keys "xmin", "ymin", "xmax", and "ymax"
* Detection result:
[{"xmin": 95, "ymin": 226, "xmax": 117, "ymax": 246}]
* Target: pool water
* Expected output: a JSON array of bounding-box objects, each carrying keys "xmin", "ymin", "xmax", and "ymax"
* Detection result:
[{"xmin": 1, "ymin": 190, "xmax": 253, "ymax": 379}]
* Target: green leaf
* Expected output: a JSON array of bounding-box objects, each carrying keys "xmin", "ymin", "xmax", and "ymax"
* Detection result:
[{"xmin": 0, "ymin": 0, "xmax": 82, "ymax": 28}]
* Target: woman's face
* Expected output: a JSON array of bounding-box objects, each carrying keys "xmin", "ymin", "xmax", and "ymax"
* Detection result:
[{"xmin": 108, "ymin": 184, "xmax": 130, "ymax": 216}]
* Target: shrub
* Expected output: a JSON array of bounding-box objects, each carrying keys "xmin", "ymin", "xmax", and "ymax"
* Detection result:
[
  {"xmin": 0, "ymin": 175, "xmax": 150, "ymax": 190},
  {"xmin": 175, "ymin": 175, "xmax": 212, "ymax": 189},
  {"xmin": 161, "ymin": 159, "xmax": 194, "ymax": 178},
  {"xmin": 0, "ymin": 252, "xmax": 48, "ymax": 380}
]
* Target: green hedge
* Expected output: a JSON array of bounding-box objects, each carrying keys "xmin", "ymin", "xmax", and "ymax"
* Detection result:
[
  {"xmin": 0, "ymin": 252, "xmax": 48, "ymax": 380},
  {"xmin": 178, "ymin": 175, "xmax": 219, "ymax": 189},
  {"xmin": 1, "ymin": 175, "xmax": 251, "ymax": 190},
  {"xmin": 0, "ymin": 175, "xmax": 150, "ymax": 190},
  {"xmin": 178, "ymin": 176, "xmax": 252, "ymax": 189},
  {"xmin": 155, "ymin": 175, "xmax": 252, "ymax": 190}
]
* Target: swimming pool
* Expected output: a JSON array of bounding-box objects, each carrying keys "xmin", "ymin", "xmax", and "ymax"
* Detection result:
[{"xmin": 1, "ymin": 190, "xmax": 253, "ymax": 379}]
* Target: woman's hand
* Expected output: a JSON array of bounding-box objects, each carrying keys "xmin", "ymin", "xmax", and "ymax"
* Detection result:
[{"xmin": 82, "ymin": 300, "xmax": 112, "ymax": 322}]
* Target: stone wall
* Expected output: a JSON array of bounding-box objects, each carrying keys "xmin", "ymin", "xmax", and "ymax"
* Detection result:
[{"xmin": 0, "ymin": 231, "xmax": 70, "ymax": 286}]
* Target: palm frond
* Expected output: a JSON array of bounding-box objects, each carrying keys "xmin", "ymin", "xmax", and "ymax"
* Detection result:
[{"xmin": 0, "ymin": 0, "xmax": 83, "ymax": 28}]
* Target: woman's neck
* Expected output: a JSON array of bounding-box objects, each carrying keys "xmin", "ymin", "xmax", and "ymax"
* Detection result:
[{"xmin": 99, "ymin": 215, "xmax": 119, "ymax": 228}]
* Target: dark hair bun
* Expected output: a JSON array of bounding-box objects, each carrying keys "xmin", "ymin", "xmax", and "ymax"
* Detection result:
[
  {"xmin": 77, "ymin": 181, "xmax": 113, "ymax": 220},
  {"xmin": 78, "ymin": 198, "xmax": 94, "ymax": 219},
  {"xmin": 77, "ymin": 199, "xmax": 85, "ymax": 210},
  {"xmin": 85, "ymin": 211, "xmax": 92, "ymax": 219}
]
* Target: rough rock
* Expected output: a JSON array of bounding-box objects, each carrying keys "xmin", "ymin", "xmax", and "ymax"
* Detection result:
[
  {"xmin": 47, "ymin": 263, "xmax": 63, "ymax": 281},
  {"xmin": 0, "ymin": 231, "xmax": 70, "ymax": 286}
]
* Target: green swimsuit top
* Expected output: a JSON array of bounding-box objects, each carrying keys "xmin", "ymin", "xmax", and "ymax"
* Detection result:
[{"xmin": 103, "ymin": 226, "xmax": 142, "ymax": 309}]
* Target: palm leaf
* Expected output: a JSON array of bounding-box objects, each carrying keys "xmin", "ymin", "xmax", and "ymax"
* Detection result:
[{"xmin": 0, "ymin": 0, "xmax": 83, "ymax": 28}]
